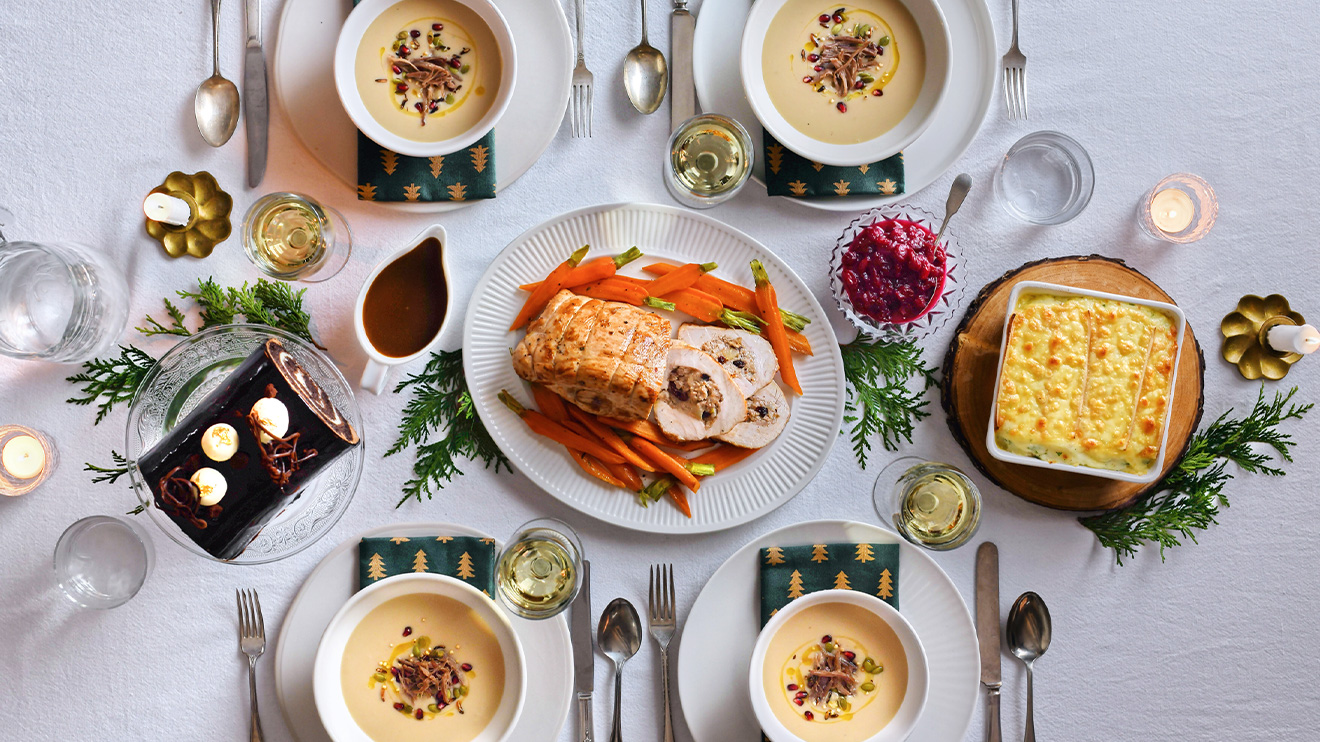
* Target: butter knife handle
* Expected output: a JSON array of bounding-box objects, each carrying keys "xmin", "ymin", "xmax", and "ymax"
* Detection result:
[
  {"xmin": 984, "ymin": 686, "xmax": 1001, "ymax": 742},
  {"xmin": 578, "ymin": 693, "xmax": 594, "ymax": 742}
]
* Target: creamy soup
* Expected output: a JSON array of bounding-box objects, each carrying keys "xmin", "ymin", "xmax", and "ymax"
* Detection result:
[
  {"xmin": 762, "ymin": 603, "xmax": 909, "ymax": 742},
  {"xmin": 341, "ymin": 593, "xmax": 505, "ymax": 742},
  {"xmin": 761, "ymin": 0, "xmax": 925, "ymax": 145},
  {"xmin": 354, "ymin": 0, "xmax": 502, "ymax": 142}
]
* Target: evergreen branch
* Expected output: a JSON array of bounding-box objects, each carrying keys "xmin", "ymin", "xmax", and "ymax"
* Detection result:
[
  {"xmin": 1081, "ymin": 386, "xmax": 1312, "ymax": 565},
  {"xmin": 136, "ymin": 298, "xmax": 191, "ymax": 337},
  {"xmin": 64, "ymin": 346, "xmax": 156, "ymax": 424},
  {"xmin": 387, "ymin": 350, "xmax": 512, "ymax": 505},
  {"xmin": 840, "ymin": 337, "xmax": 936, "ymax": 469},
  {"xmin": 85, "ymin": 450, "xmax": 132, "ymax": 485}
]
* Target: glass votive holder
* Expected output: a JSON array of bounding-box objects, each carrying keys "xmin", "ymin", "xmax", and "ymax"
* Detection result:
[
  {"xmin": 993, "ymin": 131, "xmax": 1095, "ymax": 225},
  {"xmin": 242, "ymin": 192, "xmax": 352, "ymax": 283},
  {"xmin": 873, "ymin": 456, "xmax": 982, "ymax": 551},
  {"xmin": 1138, "ymin": 173, "xmax": 1217, "ymax": 243},
  {"xmin": 54, "ymin": 515, "xmax": 155, "ymax": 609},
  {"xmin": 0, "ymin": 426, "xmax": 58, "ymax": 496},
  {"xmin": 664, "ymin": 114, "xmax": 754, "ymax": 209}
]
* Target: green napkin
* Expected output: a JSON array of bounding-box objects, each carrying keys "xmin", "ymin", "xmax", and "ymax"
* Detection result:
[
  {"xmin": 758, "ymin": 542, "xmax": 899, "ymax": 627},
  {"xmin": 351, "ymin": 0, "xmax": 497, "ymax": 203},
  {"xmin": 763, "ymin": 130, "xmax": 905, "ymax": 199},
  {"xmin": 356, "ymin": 132, "xmax": 497, "ymax": 202},
  {"xmin": 358, "ymin": 535, "xmax": 498, "ymax": 595}
]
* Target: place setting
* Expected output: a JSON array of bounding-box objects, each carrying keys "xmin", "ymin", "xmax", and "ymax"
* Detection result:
[{"xmin": 3, "ymin": 0, "xmax": 1319, "ymax": 740}]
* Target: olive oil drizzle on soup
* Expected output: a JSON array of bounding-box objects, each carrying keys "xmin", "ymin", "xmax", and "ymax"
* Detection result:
[
  {"xmin": 761, "ymin": 0, "xmax": 925, "ymax": 145},
  {"xmin": 341, "ymin": 594, "xmax": 505, "ymax": 742},
  {"xmin": 355, "ymin": 0, "xmax": 502, "ymax": 142}
]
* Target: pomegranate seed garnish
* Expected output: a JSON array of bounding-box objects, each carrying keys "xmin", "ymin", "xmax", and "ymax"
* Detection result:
[
  {"xmin": 854, "ymin": 80, "xmax": 865, "ymax": 89},
  {"xmin": 391, "ymin": 65, "xmax": 402, "ymax": 74},
  {"xmin": 832, "ymin": 12, "xmax": 843, "ymax": 22},
  {"xmin": 415, "ymin": 709, "xmax": 424, "ymax": 720},
  {"xmin": 813, "ymin": 65, "xmax": 823, "ymax": 72},
  {"xmin": 786, "ymin": 684, "xmax": 799, "ymax": 691},
  {"xmin": 432, "ymin": 23, "xmax": 443, "ymax": 30},
  {"xmin": 393, "ymin": 703, "xmax": 405, "ymax": 711},
  {"xmin": 836, "ymin": 102, "xmax": 847, "ymax": 112},
  {"xmin": 818, "ymin": 14, "xmax": 830, "ymax": 22},
  {"xmin": 803, "ymin": 76, "xmax": 813, "ymax": 83},
  {"xmin": 461, "ymin": 663, "xmax": 473, "ymax": 672},
  {"xmin": 804, "ymin": 711, "xmax": 815, "ymax": 721},
  {"xmin": 872, "ymin": 89, "xmax": 883, "ymax": 96},
  {"xmin": 396, "ymin": 83, "xmax": 408, "ymax": 93},
  {"xmin": 808, "ymin": 53, "xmax": 819, "ymax": 62},
  {"xmin": 794, "ymin": 698, "xmax": 805, "ymax": 706},
  {"xmin": 415, "ymin": 102, "xmax": 425, "ymax": 111},
  {"xmin": 449, "ymin": 57, "xmax": 462, "ymax": 68},
  {"xmin": 410, "ymin": 29, "xmax": 421, "ymax": 38},
  {"xmin": 822, "ymin": 635, "xmax": 832, "ymax": 643}
]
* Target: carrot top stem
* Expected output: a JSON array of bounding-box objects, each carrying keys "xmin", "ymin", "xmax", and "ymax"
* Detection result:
[
  {"xmin": 749, "ymin": 259, "xmax": 770, "ymax": 286},
  {"xmin": 684, "ymin": 462, "xmax": 716, "ymax": 476},
  {"xmin": 642, "ymin": 296, "xmax": 677, "ymax": 311},
  {"xmin": 698, "ymin": 261, "xmax": 718, "ymax": 273},
  {"xmin": 720, "ymin": 309, "xmax": 766, "ymax": 333},
  {"xmin": 613, "ymin": 246, "xmax": 643, "ymax": 268},
  {"xmin": 566, "ymin": 244, "xmax": 589, "ymax": 267},
  {"xmin": 639, "ymin": 477, "xmax": 672, "ymax": 506},
  {"xmin": 497, "ymin": 390, "xmax": 528, "ymax": 416}
]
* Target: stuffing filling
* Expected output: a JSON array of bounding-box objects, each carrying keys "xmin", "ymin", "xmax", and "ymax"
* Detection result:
[{"xmin": 666, "ymin": 366, "xmax": 724, "ymax": 424}]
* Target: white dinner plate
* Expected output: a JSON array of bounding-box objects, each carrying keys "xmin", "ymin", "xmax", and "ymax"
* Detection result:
[
  {"xmin": 693, "ymin": 0, "xmax": 997, "ymax": 210},
  {"xmin": 677, "ymin": 519, "xmax": 980, "ymax": 742},
  {"xmin": 462, "ymin": 202, "xmax": 847, "ymax": 534},
  {"xmin": 273, "ymin": 0, "xmax": 572, "ymax": 213},
  {"xmin": 273, "ymin": 522, "xmax": 573, "ymax": 742}
]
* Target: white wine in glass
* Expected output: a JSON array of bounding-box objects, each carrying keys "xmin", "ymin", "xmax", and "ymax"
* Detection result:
[
  {"xmin": 875, "ymin": 458, "xmax": 981, "ymax": 550},
  {"xmin": 496, "ymin": 518, "xmax": 582, "ymax": 619}
]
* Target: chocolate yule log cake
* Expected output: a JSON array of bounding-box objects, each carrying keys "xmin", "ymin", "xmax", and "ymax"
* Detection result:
[{"xmin": 136, "ymin": 339, "xmax": 360, "ymax": 560}]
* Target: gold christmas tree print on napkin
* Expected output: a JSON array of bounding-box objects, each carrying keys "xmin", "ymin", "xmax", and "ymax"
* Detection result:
[
  {"xmin": 759, "ymin": 542, "xmax": 899, "ymax": 626},
  {"xmin": 357, "ymin": 133, "xmax": 496, "ymax": 202},
  {"xmin": 359, "ymin": 535, "xmax": 497, "ymax": 594},
  {"xmin": 763, "ymin": 131, "xmax": 904, "ymax": 199}
]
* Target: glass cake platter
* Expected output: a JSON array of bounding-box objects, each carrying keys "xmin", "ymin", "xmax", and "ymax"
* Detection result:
[{"xmin": 125, "ymin": 324, "xmax": 365, "ymax": 565}]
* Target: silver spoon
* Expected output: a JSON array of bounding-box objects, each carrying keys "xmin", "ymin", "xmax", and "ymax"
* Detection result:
[
  {"xmin": 598, "ymin": 597, "xmax": 643, "ymax": 742},
  {"xmin": 623, "ymin": 0, "xmax": 668, "ymax": 114},
  {"xmin": 935, "ymin": 172, "xmax": 972, "ymax": 244},
  {"xmin": 1006, "ymin": 591, "xmax": 1052, "ymax": 742},
  {"xmin": 195, "ymin": 0, "xmax": 241, "ymax": 146}
]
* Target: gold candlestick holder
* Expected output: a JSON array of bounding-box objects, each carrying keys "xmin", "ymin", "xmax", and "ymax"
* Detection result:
[
  {"xmin": 144, "ymin": 171, "xmax": 232, "ymax": 258},
  {"xmin": 1221, "ymin": 294, "xmax": 1307, "ymax": 380}
]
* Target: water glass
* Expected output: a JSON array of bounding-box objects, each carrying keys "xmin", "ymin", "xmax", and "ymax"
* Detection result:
[
  {"xmin": 993, "ymin": 131, "xmax": 1095, "ymax": 225},
  {"xmin": 0, "ymin": 233, "xmax": 130, "ymax": 363},
  {"xmin": 54, "ymin": 515, "xmax": 155, "ymax": 609},
  {"xmin": 495, "ymin": 518, "xmax": 583, "ymax": 620}
]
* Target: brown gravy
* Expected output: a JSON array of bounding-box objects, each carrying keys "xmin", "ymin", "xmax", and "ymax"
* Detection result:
[{"xmin": 363, "ymin": 237, "xmax": 447, "ymax": 358}]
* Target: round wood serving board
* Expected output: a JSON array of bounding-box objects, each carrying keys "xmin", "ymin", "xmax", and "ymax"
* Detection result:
[{"xmin": 940, "ymin": 255, "xmax": 1206, "ymax": 511}]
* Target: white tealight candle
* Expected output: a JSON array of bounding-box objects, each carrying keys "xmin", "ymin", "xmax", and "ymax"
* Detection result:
[
  {"xmin": 143, "ymin": 193, "xmax": 193, "ymax": 227},
  {"xmin": 1, "ymin": 435, "xmax": 46, "ymax": 480},
  {"xmin": 1149, "ymin": 188, "xmax": 1195, "ymax": 234},
  {"xmin": 1267, "ymin": 323, "xmax": 1320, "ymax": 355}
]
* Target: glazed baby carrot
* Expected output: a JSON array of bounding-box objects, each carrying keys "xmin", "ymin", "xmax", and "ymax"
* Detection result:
[
  {"xmin": 750, "ymin": 260, "xmax": 802, "ymax": 395},
  {"xmin": 604, "ymin": 460, "xmax": 644, "ymax": 491},
  {"xmin": 628, "ymin": 436, "xmax": 701, "ymax": 491},
  {"xmin": 687, "ymin": 444, "xmax": 759, "ymax": 472},
  {"xmin": 567, "ymin": 407, "xmax": 658, "ymax": 472},
  {"xmin": 510, "ymin": 245, "xmax": 589, "ymax": 330},
  {"xmin": 642, "ymin": 263, "xmax": 812, "ymax": 332},
  {"xmin": 597, "ymin": 417, "xmax": 712, "ymax": 451},
  {"xmin": 530, "ymin": 384, "xmax": 571, "ymax": 423},
  {"xmin": 499, "ymin": 391, "xmax": 626, "ymax": 464},
  {"xmin": 575, "ymin": 278, "xmax": 647, "ymax": 305},
  {"xmin": 518, "ymin": 247, "xmax": 643, "ymax": 291},
  {"xmin": 643, "ymin": 262, "xmax": 717, "ymax": 299},
  {"xmin": 661, "ymin": 287, "xmax": 723, "ymax": 323},
  {"xmin": 569, "ymin": 450, "xmax": 625, "ymax": 488}
]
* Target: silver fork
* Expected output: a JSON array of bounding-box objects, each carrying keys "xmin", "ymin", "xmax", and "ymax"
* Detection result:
[
  {"xmin": 649, "ymin": 564, "xmax": 676, "ymax": 742},
  {"xmin": 1002, "ymin": 0, "xmax": 1027, "ymax": 120},
  {"xmin": 237, "ymin": 589, "xmax": 267, "ymax": 742},
  {"xmin": 570, "ymin": 0, "xmax": 594, "ymax": 136}
]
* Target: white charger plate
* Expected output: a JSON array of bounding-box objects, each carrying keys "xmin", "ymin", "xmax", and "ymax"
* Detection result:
[
  {"xmin": 677, "ymin": 519, "xmax": 980, "ymax": 741},
  {"xmin": 693, "ymin": 0, "xmax": 997, "ymax": 210},
  {"xmin": 273, "ymin": 0, "xmax": 572, "ymax": 213},
  {"xmin": 462, "ymin": 202, "xmax": 847, "ymax": 533},
  {"xmin": 273, "ymin": 522, "xmax": 573, "ymax": 742}
]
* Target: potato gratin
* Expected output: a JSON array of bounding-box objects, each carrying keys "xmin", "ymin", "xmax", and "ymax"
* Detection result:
[{"xmin": 993, "ymin": 293, "xmax": 1178, "ymax": 475}]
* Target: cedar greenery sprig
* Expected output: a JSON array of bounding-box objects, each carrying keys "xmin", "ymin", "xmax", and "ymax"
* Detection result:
[
  {"xmin": 84, "ymin": 449, "xmax": 133, "ymax": 484},
  {"xmin": 67, "ymin": 277, "xmax": 321, "ymax": 427},
  {"xmin": 840, "ymin": 337, "xmax": 937, "ymax": 468},
  {"xmin": 1080, "ymin": 386, "xmax": 1312, "ymax": 565},
  {"xmin": 386, "ymin": 349, "xmax": 512, "ymax": 506}
]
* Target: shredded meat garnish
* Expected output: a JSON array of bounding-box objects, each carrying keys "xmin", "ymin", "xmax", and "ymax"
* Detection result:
[
  {"xmin": 387, "ymin": 53, "xmax": 464, "ymax": 126},
  {"xmin": 395, "ymin": 652, "xmax": 465, "ymax": 704},
  {"xmin": 812, "ymin": 33, "xmax": 882, "ymax": 98},
  {"xmin": 807, "ymin": 645, "xmax": 859, "ymax": 704},
  {"xmin": 247, "ymin": 385, "xmax": 317, "ymax": 486}
]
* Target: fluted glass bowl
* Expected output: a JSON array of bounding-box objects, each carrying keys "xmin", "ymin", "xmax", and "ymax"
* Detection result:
[
  {"xmin": 829, "ymin": 204, "xmax": 968, "ymax": 342},
  {"xmin": 125, "ymin": 324, "xmax": 365, "ymax": 564}
]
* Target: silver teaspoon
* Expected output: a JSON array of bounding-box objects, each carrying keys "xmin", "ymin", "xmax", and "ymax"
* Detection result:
[
  {"xmin": 935, "ymin": 172, "xmax": 972, "ymax": 244},
  {"xmin": 598, "ymin": 597, "xmax": 643, "ymax": 742},
  {"xmin": 623, "ymin": 0, "xmax": 668, "ymax": 114},
  {"xmin": 195, "ymin": 0, "xmax": 241, "ymax": 146},
  {"xmin": 1006, "ymin": 591, "xmax": 1052, "ymax": 742}
]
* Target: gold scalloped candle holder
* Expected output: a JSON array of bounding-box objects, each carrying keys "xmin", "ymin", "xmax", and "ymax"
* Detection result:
[
  {"xmin": 1221, "ymin": 294, "xmax": 1306, "ymax": 380},
  {"xmin": 144, "ymin": 171, "xmax": 232, "ymax": 259}
]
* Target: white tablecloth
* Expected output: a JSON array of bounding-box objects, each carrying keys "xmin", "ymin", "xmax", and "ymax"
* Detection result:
[{"xmin": 2, "ymin": 0, "xmax": 1318, "ymax": 739}]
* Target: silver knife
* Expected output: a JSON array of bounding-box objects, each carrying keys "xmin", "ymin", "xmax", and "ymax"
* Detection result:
[
  {"xmin": 572, "ymin": 559, "xmax": 594, "ymax": 742},
  {"xmin": 976, "ymin": 542, "xmax": 1002, "ymax": 742},
  {"xmin": 669, "ymin": 0, "xmax": 696, "ymax": 130},
  {"xmin": 244, "ymin": 0, "xmax": 269, "ymax": 188}
]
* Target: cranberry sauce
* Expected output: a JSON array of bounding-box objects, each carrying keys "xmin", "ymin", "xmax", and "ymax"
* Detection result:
[{"xmin": 838, "ymin": 218, "xmax": 947, "ymax": 324}]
